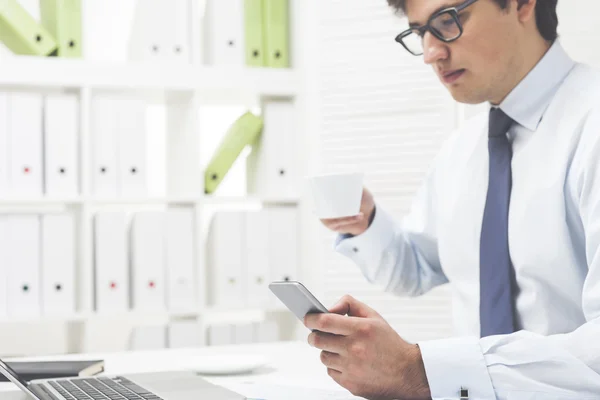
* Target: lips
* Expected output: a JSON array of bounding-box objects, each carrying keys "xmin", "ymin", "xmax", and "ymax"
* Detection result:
[{"xmin": 441, "ymin": 69, "xmax": 466, "ymax": 84}]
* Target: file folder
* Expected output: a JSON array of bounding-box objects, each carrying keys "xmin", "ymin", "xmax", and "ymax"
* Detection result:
[
  {"xmin": 234, "ymin": 323, "xmax": 255, "ymax": 344},
  {"xmin": 247, "ymin": 101, "xmax": 297, "ymax": 198},
  {"xmin": 94, "ymin": 212, "xmax": 129, "ymax": 313},
  {"xmin": 6, "ymin": 215, "xmax": 41, "ymax": 318},
  {"xmin": 41, "ymin": 214, "xmax": 76, "ymax": 316},
  {"xmin": 165, "ymin": 209, "xmax": 196, "ymax": 313},
  {"xmin": 129, "ymin": 325, "xmax": 167, "ymax": 350},
  {"xmin": 207, "ymin": 212, "xmax": 245, "ymax": 308},
  {"xmin": 204, "ymin": 0, "xmax": 245, "ymax": 66},
  {"xmin": 8, "ymin": 92, "xmax": 43, "ymax": 197},
  {"xmin": 43, "ymin": 93, "xmax": 79, "ymax": 197},
  {"xmin": 128, "ymin": 0, "xmax": 164, "ymax": 62},
  {"xmin": 91, "ymin": 95, "xmax": 118, "ymax": 197},
  {"xmin": 268, "ymin": 207, "xmax": 298, "ymax": 286},
  {"xmin": 0, "ymin": 217, "xmax": 8, "ymax": 318},
  {"xmin": 263, "ymin": 0, "xmax": 290, "ymax": 68},
  {"xmin": 207, "ymin": 324, "xmax": 233, "ymax": 346},
  {"xmin": 166, "ymin": 0, "xmax": 190, "ymax": 62},
  {"xmin": 244, "ymin": 0, "xmax": 265, "ymax": 67},
  {"xmin": 245, "ymin": 211, "xmax": 270, "ymax": 308},
  {"xmin": 0, "ymin": 0, "xmax": 58, "ymax": 55},
  {"xmin": 40, "ymin": 0, "xmax": 82, "ymax": 57},
  {"xmin": 168, "ymin": 321, "xmax": 204, "ymax": 348},
  {"xmin": 254, "ymin": 320, "xmax": 279, "ymax": 343},
  {"xmin": 0, "ymin": 92, "xmax": 8, "ymax": 196},
  {"xmin": 131, "ymin": 212, "xmax": 165, "ymax": 312},
  {"xmin": 117, "ymin": 98, "xmax": 147, "ymax": 197},
  {"xmin": 204, "ymin": 112, "xmax": 263, "ymax": 195}
]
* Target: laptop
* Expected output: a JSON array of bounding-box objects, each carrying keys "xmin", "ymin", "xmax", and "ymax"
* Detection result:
[{"xmin": 0, "ymin": 357, "xmax": 246, "ymax": 400}]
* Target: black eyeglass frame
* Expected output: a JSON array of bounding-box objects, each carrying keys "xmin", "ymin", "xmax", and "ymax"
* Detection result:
[{"xmin": 395, "ymin": 0, "xmax": 480, "ymax": 56}]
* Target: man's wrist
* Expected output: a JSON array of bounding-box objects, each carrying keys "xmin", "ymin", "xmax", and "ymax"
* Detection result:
[{"xmin": 404, "ymin": 344, "xmax": 432, "ymax": 400}]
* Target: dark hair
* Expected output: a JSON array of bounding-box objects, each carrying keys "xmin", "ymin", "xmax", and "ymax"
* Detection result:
[{"xmin": 387, "ymin": 0, "xmax": 558, "ymax": 41}]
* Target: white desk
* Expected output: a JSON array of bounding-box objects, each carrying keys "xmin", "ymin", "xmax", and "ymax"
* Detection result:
[{"xmin": 0, "ymin": 341, "xmax": 360, "ymax": 399}]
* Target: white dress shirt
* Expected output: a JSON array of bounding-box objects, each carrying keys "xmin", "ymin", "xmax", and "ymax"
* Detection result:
[{"xmin": 335, "ymin": 40, "xmax": 600, "ymax": 399}]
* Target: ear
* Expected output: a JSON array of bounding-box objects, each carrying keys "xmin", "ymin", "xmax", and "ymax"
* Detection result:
[{"xmin": 516, "ymin": 0, "xmax": 537, "ymax": 23}]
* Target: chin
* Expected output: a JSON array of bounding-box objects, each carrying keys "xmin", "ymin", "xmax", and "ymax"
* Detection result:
[{"xmin": 448, "ymin": 89, "xmax": 487, "ymax": 105}]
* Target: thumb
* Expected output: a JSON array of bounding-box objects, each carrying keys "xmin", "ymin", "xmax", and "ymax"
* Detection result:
[{"xmin": 329, "ymin": 295, "xmax": 380, "ymax": 319}]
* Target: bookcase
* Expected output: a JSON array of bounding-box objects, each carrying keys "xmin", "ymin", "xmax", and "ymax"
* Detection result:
[{"xmin": 0, "ymin": 0, "xmax": 319, "ymax": 356}]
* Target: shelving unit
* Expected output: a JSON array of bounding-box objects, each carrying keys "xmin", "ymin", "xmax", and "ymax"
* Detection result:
[{"xmin": 0, "ymin": 0, "xmax": 316, "ymax": 356}]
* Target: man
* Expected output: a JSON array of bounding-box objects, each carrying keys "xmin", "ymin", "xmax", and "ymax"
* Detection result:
[{"xmin": 305, "ymin": 0, "xmax": 600, "ymax": 399}]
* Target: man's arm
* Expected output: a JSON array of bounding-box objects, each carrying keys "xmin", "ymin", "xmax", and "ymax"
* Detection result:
[
  {"xmin": 418, "ymin": 113, "xmax": 600, "ymax": 400},
  {"xmin": 334, "ymin": 151, "xmax": 450, "ymax": 297}
]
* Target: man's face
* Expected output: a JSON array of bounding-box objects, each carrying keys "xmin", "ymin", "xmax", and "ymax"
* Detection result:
[{"xmin": 404, "ymin": 0, "xmax": 522, "ymax": 104}]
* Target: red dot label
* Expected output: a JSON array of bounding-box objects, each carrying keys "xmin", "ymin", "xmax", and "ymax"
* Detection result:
[
  {"xmin": 24, "ymin": 167, "xmax": 30, "ymax": 174},
  {"xmin": 110, "ymin": 282, "xmax": 117, "ymax": 289},
  {"xmin": 149, "ymin": 281, "xmax": 155, "ymax": 289}
]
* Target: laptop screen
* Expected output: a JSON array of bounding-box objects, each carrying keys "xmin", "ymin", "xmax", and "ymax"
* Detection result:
[{"xmin": 0, "ymin": 358, "xmax": 40, "ymax": 399}]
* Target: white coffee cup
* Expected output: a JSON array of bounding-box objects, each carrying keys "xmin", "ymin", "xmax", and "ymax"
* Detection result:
[{"xmin": 309, "ymin": 172, "xmax": 364, "ymax": 219}]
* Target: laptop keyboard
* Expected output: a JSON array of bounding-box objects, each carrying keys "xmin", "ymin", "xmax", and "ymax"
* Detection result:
[{"xmin": 46, "ymin": 376, "xmax": 164, "ymax": 400}]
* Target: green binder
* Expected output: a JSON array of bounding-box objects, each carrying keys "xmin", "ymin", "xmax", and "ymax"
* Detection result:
[
  {"xmin": 263, "ymin": 0, "xmax": 289, "ymax": 68},
  {"xmin": 0, "ymin": 0, "xmax": 58, "ymax": 56},
  {"xmin": 204, "ymin": 112, "xmax": 264, "ymax": 195},
  {"xmin": 244, "ymin": 0, "xmax": 265, "ymax": 67},
  {"xmin": 40, "ymin": 0, "xmax": 82, "ymax": 57}
]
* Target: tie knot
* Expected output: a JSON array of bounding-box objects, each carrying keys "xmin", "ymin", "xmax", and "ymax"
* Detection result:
[{"xmin": 489, "ymin": 108, "xmax": 514, "ymax": 138}]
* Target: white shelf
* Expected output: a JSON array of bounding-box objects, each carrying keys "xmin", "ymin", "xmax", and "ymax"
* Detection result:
[
  {"xmin": 0, "ymin": 57, "xmax": 301, "ymax": 98},
  {"xmin": 0, "ymin": 196, "xmax": 300, "ymax": 206},
  {"xmin": 0, "ymin": 307, "xmax": 285, "ymax": 325}
]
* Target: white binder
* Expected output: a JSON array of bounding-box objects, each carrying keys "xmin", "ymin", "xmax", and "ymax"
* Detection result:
[
  {"xmin": 117, "ymin": 98, "xmax": 147, "ymax": 197},
  {"xmin": 254, "ymin": 320, "xmax": 280, "ymax": 343},
  {"xmin": 6, "ymin": 215, "xmax": 41, "ymax": 318},
  {"xmin": 164, "ymin": 0, "xmax": 190, "ymax": 63},
  {"xmin": 129, "ymin": 325, "xmax": 167, "ymax": 350},
  {"xmin": 207, "ymin": 324, "xmax": 233, "ymax": 346},
  {"xmin": 8, "ymin": 92, "xmax": 43, "ymax": 197},
  {"xmin": 41, "ymin": 214, "xmax": 76, "ymax": 316},
  {"xmin": 94, "ymin": 212, "xmax": 129, "ymax": 313},
  {"xmin": 234, "ymin": 323, "xmax": 255, "ymax": 344},
  {"xmin": 91, "ymin": 96, "xmax": 119, "ymax": 197},
  {"xmin": 207, "ymin": 212, "xmax": 245, "ymax": 309},
  {"xmin": 247, "ymin": 101, "xmax": 298, "ymax": 198},
  {"xmin": 0, "ymin": 217, "xmax": 8, "ymax": 318},
  {"xmin": 204, "ymin": 0, "xmax": 245, "ymax": 66},
  {"xmin": 268, "ymin": 208, "xmax": 298, "ymax": 284},
  {"xmin": 43, "ymin": 94, "xmax": 79, "ymax": 197},
  {"xmin": 245, "ymin": 211, "xmax": 271, "ymax": 308},
  {"xmin": 131, "ymin": 212, "xmax": 165, "ymax": 312},
  {"xmin": 168, "ymin": 321, "xmax": 204, "ymax": 348},
  {"xmin": 165, "ymin": 209, "xmax": 196, "ymax": 313},
  {"xmin": 0, "ymin": 93, "xmax": 9, "ymax": 196},
  {"xmin": 128, "ymin": 0, "xmax": 165, "ymax": 62}
]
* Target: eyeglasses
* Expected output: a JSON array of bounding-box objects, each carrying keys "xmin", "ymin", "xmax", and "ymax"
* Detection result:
[{"xmin": 395, "ymin": 0, "xmax": 479, "ymax": 56}]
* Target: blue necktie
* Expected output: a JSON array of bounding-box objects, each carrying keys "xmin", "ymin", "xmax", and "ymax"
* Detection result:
[{"xmin": 480, "ymin": 107, "xmax": 516, "ymax": 337}]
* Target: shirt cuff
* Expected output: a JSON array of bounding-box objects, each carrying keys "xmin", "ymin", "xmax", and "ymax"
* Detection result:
[
  {"xmin": 334, "ymin": 205, "xmax": 396, "ymax": 267},
  {"xmin": 418, "ymin": 337, "xmax": 496, "ymax": 400}
]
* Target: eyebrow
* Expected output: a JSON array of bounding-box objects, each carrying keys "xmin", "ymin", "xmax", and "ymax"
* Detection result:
[{"xmin": 408, "ymin": 1, "xmax": 463, "ymax": 28}]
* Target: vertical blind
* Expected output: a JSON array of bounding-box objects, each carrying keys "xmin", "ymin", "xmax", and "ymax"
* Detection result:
[{"xmin": 315, "ymin": 0, "xmax": 600, "ymax": 344}]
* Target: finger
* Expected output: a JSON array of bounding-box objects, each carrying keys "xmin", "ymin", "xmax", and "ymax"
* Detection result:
[
  {"xmin": 304, "ymin": 312, "xmax": 357, "ymax": 335},
  {"xmin": 320, "ymin": 350, "xmax": 344, "ymax": 371},
  {"xmin": 308, "ymin": 331, "xmax": 347, "ymax": 354},
  {"xmin": 329, "ymin": 295, "xmax": 380, "ymax": 318},
  {"xmin": 322, "ymin": 213, "xmax": 364, "ymax": 227}
]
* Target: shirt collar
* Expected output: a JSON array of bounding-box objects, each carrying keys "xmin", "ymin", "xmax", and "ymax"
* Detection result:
[{"xmin": 497, "ymin": 40, "xmax": 576, "ymax": 131}]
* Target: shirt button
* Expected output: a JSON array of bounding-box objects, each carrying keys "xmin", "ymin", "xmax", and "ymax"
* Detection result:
[{"xmin": 353, "ymin": 247, "xmax": 359, "ymax": 253}]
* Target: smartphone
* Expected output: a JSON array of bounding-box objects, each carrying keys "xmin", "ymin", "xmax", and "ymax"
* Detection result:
[{"xmin": 269, "ymin": 281, "xmax": 329, "ymax": 324}]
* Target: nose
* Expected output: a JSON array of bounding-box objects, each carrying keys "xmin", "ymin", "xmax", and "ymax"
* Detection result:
[{"xmin": 422, "ymin": 31, "xmax": 449, "ymax": 65}]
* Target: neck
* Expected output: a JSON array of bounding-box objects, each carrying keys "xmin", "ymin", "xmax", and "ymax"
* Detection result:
[{"xmin": 491, "ymin": 37, "xmax": 553, "ymax": 106}]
